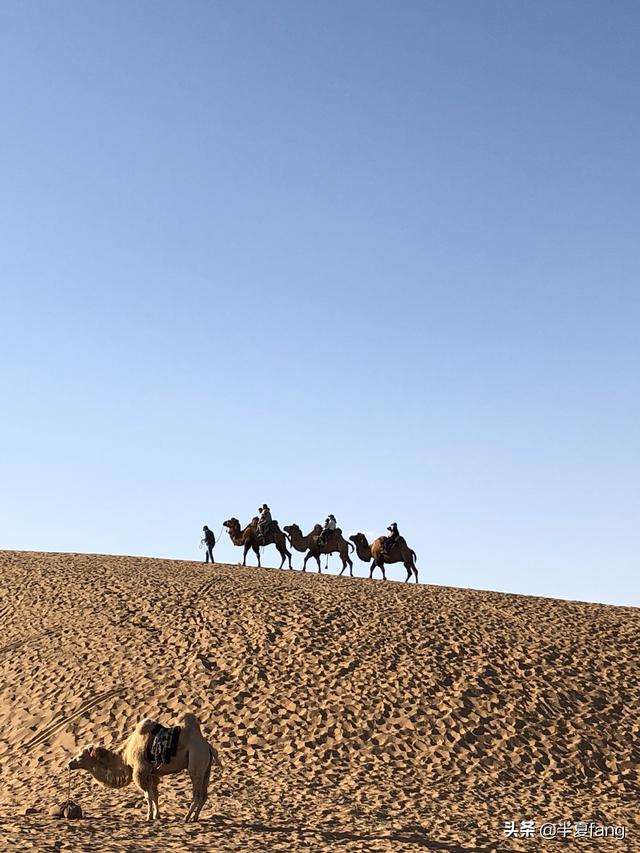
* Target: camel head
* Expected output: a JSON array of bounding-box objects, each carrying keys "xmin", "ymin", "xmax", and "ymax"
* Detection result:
[
  {"xmin": 68, "ymin": 745, "xmax": 105, "ymax": 771},
  {"xmin": 283, "ymin": 524, "xmax": 300, "ymax": 536},
  {"xmin": 349, "ymin": 532, "xmax": 369, "ymax": 547},
  {"xmin": 223, "ymin": 518, "xmax": 239, "ymax": 533}
]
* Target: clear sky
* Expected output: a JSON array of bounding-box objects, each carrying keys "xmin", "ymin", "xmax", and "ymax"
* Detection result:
[{"xmin": 1, "ymin": 1, "xmax": 638, "ymax": 606}]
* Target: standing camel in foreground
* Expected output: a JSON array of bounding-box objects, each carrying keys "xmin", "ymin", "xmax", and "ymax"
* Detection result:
[
  {"xmin": 68, "ymin": 713, "xmax": 221, "ymax": 822},
  {"xmin": 223, "ymin": 516, "xmax": 292, "ymax": 569},
  {"xmin": 284, "ymin": 523, "xmax": 355, "ymax": 575},
  {"xmin": 349, "ymin": 532, "xmax": 419, "ymax": 582}
]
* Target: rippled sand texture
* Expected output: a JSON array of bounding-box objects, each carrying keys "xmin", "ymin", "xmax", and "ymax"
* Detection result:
[{"xmin": 0, "ymin": 550, "xmax": 638, "ymax": 852}]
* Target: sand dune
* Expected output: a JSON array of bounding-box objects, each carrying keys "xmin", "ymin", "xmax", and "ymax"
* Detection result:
[{"xmin": 0, "ymin": 549, "xmax": 637, "ymax": 851}]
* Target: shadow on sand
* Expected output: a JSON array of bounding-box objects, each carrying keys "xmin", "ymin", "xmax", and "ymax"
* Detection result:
[{"xmin": 204, "ymin": 816, "xmax": 512, "ymax": 852}]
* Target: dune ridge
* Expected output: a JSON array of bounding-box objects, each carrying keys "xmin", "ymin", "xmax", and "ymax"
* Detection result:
[{"xmin": 0, "ymin": 549, "xmax": 638, "ymax": 852}]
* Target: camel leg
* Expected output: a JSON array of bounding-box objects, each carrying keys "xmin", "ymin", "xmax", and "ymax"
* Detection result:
[
  {"xmin": 134, "ymin": 769, "xmax": 155, "ymax": 821},
  {"xmin": 254, "ymin": 545, "xmax": 261, "ymax": 567},
  {"xmin": 150, "ymin": 775, "xmax": 160, "ymax": 819},
  {"xmin": 338, "ymin": 550, "xmax": 352, "ymax": 577},
  {"xmin": 369, "ymin": 561, "xmax": 375, "ymax": 579},
  {"xmin": 185, "ymin": 750, "xmax": 211, "ymax": 823},
  {"xmin": 242, "ymin": 544, "xmax": 249, "ymax": 566},
  {"xmin": 315, "ymin": 554, "xmax": 322, "ymax": 573},
  {"xmin": 277, "ymin": 546, "xmax": 286, "ymax": 569}
]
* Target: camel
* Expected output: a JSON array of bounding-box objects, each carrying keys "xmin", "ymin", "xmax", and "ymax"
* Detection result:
[
  {"xmin": 283, "ymin": 523, "xmax": 355, "ymax": 575},
  {"xmin": 349, "ymin": 532, "xmax": 419, "ymax": 583},
  {"xmin": 223, "ymin": 516, "xmax": 292, "ymax": 569},
  {"xmin": 68, "ymin": 712, "xmax": 221, "ymax": 822}
]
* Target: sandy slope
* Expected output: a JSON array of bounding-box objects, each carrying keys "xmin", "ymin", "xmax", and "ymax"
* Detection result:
[{"xmin": 0, "ymin": 550, "xmax": 637, "ymax": 852}]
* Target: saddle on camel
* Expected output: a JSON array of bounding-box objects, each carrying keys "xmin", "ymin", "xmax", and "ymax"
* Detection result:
[
  {"xmin": 316, "ymin": 527, "xmax": 340, "ymax": 549},
  {"xmin": 256, "ymin": 519, "xmax": 279, "ymax": 545},
  {"xmin": 145, "ymin": 722, "xmax": 181, "ymax": 769}
]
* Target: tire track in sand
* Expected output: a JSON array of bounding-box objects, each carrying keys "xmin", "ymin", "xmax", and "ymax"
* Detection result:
[
  {"xmin": 0, "ymin": 627, "xmax": 60, "ymax": 656},
  {"xmin": 17, "ymin": 688, "xmax": 127, "ymax": 753}
]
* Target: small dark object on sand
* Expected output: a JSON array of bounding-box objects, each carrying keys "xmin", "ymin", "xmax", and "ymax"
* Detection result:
[{"xmin": 49, "ymin": 799, "xmax": 83, "ymax": 819}]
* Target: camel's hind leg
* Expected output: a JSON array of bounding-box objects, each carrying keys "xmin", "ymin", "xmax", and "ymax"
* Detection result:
[
  {"xmin": 338, "ymin": 550, "xmax": 353, "ymax": 577},
  {"xmin": 338, "ymin": 551, "xmax": 353, "ymax": 577},
  {"xmin": 277, "ymin": 544, "xmax": 291, "ymax": 569},
  {"xmin": 403, "ymin": 556, "xmax": 419, "ymax": 583},
  {"xmin": 279, "ymin": 544, "xmax": 292, "ymax": 569},
  {"xmin": 185, "ymin": 750, "xmax": 211, "ymax": 823}
]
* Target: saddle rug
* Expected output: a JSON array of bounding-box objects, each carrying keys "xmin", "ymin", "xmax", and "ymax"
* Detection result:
[{"xmin": 146, "ymin": 724, "xmax": 181, "ymax": 767}]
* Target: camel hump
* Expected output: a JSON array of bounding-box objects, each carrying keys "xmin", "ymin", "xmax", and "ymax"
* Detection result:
[
  {"xmin": 137, "ymin": 718, "xmax": 160, "ymax": 735},
  {"xmin": 182, "ymin": 713, "xmax": 202, "ymax": 732}
]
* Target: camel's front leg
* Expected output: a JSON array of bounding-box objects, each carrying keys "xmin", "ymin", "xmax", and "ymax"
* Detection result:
[
  {"xmin": 134, "ymin": 770, "xmax": 155, "ymax": 821},
  {"xmin": 150, "ymin": 776, "xmax": 160, "ymax": 819}
]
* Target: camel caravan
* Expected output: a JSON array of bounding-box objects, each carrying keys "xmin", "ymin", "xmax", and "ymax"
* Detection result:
[{"xmin": 218, "ymin": 507, "xmax": 419, "ymax": 583}]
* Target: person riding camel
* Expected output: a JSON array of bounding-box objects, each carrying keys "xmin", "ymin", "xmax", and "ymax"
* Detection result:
[
  {"xmin": 257, "ymin": 504, "xmax": 272, "ymax": 542},
  {"xmin": 318, "ymin": 514, "xmax": 337, "ymax": 546},
  {"xmin": 383, "ymin": 522, "xmax": 400, "ymax": 554}
]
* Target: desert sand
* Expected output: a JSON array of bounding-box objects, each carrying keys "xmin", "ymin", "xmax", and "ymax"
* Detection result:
[{"xmin": 0, "ymin": 549, "xmax": 637, "ymax": 852}]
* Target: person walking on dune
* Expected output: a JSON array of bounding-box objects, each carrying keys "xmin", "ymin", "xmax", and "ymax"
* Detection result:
[{"xmin": 201, "ymin": 525, "xmax": 215, "ymax": 563}]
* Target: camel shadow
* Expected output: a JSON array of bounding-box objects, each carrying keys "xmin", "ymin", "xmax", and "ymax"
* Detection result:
[
  {"xmin": 39, "ymin": 815, "xmax": 510, "ymax": 852},
  {"xmin": 204, "ymin": 817, "xmax": 511, "ymax": 852}
]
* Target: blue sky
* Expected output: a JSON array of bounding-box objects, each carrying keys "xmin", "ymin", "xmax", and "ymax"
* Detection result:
[{"xmin": 1, "ymin": 1, "xmax": 638, "ymax": 605}]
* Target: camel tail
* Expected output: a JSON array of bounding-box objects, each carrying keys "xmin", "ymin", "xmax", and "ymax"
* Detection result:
[
  {"xmin": 182, "ymin": 713, "xmax": 202, "ymax": 733},
  {"xmin": 347, "ymin": 541, "xmax": 355, "ymax": 553},
  {"xmin": 411, "ymin": 550, "xmax": 417, "ymax": 561},
  {"xmin": 209, "ymin": 745, "xmax": 223, "ymax": 769}
]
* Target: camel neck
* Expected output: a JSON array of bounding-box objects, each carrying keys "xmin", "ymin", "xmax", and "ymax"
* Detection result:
[{"xmin": 90, "ymin": 751, "xmax": 133, "ymax": 789}]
